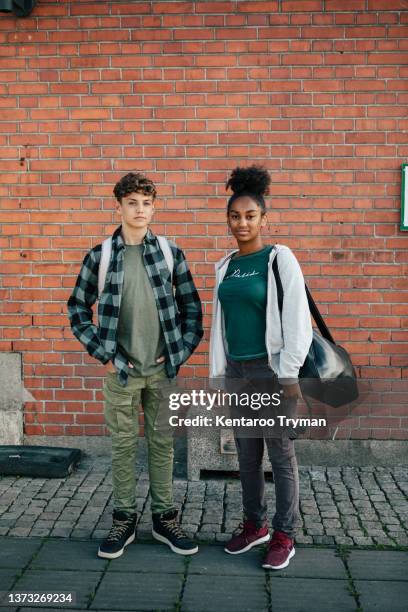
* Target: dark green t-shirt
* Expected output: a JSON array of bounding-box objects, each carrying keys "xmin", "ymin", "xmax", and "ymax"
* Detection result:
[{"xmin": 218, "ymin": 245, "xmax": 273, "ymax": 361}]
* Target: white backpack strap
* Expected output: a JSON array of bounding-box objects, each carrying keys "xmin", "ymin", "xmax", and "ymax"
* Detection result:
[
  {"xmin": 98, "ymin": 236, "xmax": 112, "ymax": 297},
  {"xmin": 157, "ymin": 235, "xmax": 174, "ymax": 282}
]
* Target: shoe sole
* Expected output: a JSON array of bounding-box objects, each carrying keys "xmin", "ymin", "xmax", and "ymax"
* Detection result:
[
  {"xmin": 262, "ymin": 546, "xmax": 295, "ymax": 570},
  {"xmin": 224, "ymin": 533, "xmax": 271, "ymax": 555},
  {"xmin": 152, "ymin": 529, "xmax": 198, "ymax": 555},
  {"xmin": 97, "ymin": 532, "xmax": 136, "ymax": 559}
]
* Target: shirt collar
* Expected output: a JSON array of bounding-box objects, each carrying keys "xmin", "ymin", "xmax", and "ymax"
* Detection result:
[{"xmin": 111, "ymin": 225, "xmax": 156, "ymax": 250}]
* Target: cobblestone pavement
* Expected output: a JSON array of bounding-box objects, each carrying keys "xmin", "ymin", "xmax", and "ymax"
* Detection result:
[{"xmin": 0, "ymin": 456, "xmax": 407, "ymax": 548}]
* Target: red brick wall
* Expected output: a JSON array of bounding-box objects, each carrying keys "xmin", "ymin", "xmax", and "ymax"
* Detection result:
[{"xmin": 1, "ymin": 1, "xmax": 407, "ymax": 439}]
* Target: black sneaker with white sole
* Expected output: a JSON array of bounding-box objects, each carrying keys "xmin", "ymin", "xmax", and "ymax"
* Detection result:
[
  {"xmin": 97, "ymin": 510, "xmax": 137, "ymax": 559},
  {"xmin": 152, "ymin": 509, "xmax": 198, "ymax": 555}
]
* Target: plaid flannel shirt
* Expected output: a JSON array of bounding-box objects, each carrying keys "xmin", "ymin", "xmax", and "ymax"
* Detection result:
[{"xmin": 67, "ymin": 226, "xmax": 203, "ymax": 386}]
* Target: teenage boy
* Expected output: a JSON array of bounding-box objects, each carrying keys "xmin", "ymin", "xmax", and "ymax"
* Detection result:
[{"xmin": 67, "ymin": 172, "xmax": 203, "ymax": 558}]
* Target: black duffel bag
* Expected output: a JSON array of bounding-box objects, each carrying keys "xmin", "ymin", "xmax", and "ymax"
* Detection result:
[{"xmin": 272, "ymin": 254, "xmax": 359, "ymax": 408}]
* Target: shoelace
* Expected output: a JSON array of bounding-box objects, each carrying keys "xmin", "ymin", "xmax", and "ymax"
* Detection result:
[
  {"xmin": 232, "ymin": 522, "xmax": 245, "ymax": 535},
  {"xmin": 162, "ymin": 516, "xmax": 187, "ymax": 538},
  {"xmin": 106, "ymin": 518, "xmax": 133, "ymax": 541},
  {"xmin": 232, "ymin": 521, "xmax": 256, "ymax": 536}
]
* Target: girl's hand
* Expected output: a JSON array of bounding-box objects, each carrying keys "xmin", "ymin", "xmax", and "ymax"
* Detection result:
[{"xmin": 156, "ymin": 355, "xmax": 166, "ymax": 363}]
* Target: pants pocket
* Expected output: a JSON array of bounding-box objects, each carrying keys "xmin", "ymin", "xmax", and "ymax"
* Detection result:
[{"xmin": 103, "ymin": 381, "xmax": 139, "ymax": 436}]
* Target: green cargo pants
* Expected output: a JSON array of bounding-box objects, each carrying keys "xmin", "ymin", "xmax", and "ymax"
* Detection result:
[{"xmin": 103, "ymin": 369, "xmax": 175, "ymax": 515}]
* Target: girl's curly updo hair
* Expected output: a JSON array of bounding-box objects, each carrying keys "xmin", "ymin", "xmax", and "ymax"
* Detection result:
[
  {"xmin": 113, "ymin": 172, "xmax": 157, "ymax": 203},
  {"xmin": 225, "ymin": 165, "xmax": 271, "ymax": 214}
]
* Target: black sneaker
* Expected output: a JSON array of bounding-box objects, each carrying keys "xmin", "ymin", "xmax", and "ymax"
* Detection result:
[
  {"xmin": 152, "ymin": 509, "xmax": 198, "ymax": 555},
  {"xmin": 97, "ymin": 510, "xmax": 137, "ymax": 559}
]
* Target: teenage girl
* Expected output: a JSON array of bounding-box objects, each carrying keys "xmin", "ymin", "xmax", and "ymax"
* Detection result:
[{"xmin": 209, "ymin": 165, "xmax": 313, "ymax": 569}]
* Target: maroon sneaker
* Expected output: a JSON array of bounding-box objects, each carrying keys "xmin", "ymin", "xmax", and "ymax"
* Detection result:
[
  {"xmin": 224, "ymin": 520, "xmax": 270, "ymax": 555},
  {"xmin": 262, "ymin": 530, "xmax": 295, "ymax": 569}
]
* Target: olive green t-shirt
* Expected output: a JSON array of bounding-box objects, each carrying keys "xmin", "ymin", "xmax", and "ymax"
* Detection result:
[
  {"xmin": 117, "ymin": 244, "xmax": 166, "ymax": 377},
  {"xmin": 218, "ymin": 245, "xmax": 273, "ymax": 361}
]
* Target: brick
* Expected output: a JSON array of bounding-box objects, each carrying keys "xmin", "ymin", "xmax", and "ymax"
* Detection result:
[
  {"xmin": 368, "ymin": 0, "xmax": 406, "ymax": 7},
  {"xmin": 281, "ymin": 1, "xmax": 323, "ymax": 10},
  {"xmin": 326, "ymin": 0, "xmax": 365, "ymax": 7}
]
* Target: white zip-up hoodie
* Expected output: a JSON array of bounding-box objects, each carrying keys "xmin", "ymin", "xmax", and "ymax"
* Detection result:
[{"xmin": 209, "ymin": 244, "xmax": 313, "ymax": 383}]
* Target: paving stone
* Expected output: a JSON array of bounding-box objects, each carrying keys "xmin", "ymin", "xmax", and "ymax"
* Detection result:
[
  {"xmin": 268, "ymin": 578, "xmax": 356, "ymax": 612},
  {"xmin": 293, "ymin": 534, "xmax": 313, "ymax": 544},
  {"xmin": 215, "ymin": 533, "xmax": 231, "ymax": 543},
  {"xmin": 356, "ymin": 580, "xmax": 408, "ymax": 612},
  {"xmin": 29, "ymin": 528, "xmax": 51, "ymax": 537},
  {"xmin": 50, "ymin": 526, "xmax": 74, "ymax": 538},
  {"xmin": 306, "ymin": 527, "xmax": 324, "ymax": 535},
  {"xmin": 347, "ymin": 529, "xmax": 365, "ymax": 537},
  {"xmin": 13, "ymin": 570, "xmax": 102, "ymax": 609},
  {"xmin": 352, "ymin": 536, "xmax": 374, "ymax": 545},
  {"xmin": 334, "ymin": 536, "xmax": 354, "ymax": 545},
  {"xmin": 348, "ymin": 550, "xmax": 408, "ymax": 581},
  {"xmin": 312, "ymin": 535, "xmax": 335, "ymax": 545},
  {"xmin": 92, "ymin": 571, "xmax": 183, "ymax": 610},
  {"xmin": 321, "ymin": 511, "xmax": 340, "ymax": 518},
  {"xmin": 182, "ymin": 514, "xmax": 202, "ymax": 524},
  {"xmin": 182, "ymin": 575, "xmax": 267, "ymax": 612},
  {"xmin": 71, "ymin": 530, "xmax": 93, "ymax": 539},
  {"xmin": 196, "ymin": 531, "xmax": 216, "ymax": 542},
  {"xmin": 323, "ymin": 519, "xmax": 342, "ymax": 528},
  {"xmin": 201, "ymin": 523, "xmax": 222, "ymax": 531}
]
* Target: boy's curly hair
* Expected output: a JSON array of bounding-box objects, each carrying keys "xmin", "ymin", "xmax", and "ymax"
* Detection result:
[{"xmin": 113, "ymin": 172, "xmax": 157, "ymax": 203}]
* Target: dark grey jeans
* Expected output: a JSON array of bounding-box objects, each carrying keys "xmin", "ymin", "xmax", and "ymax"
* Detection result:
[{"xmin": 225, "ymin": 356, "xmax": 300, "ymax": 538}]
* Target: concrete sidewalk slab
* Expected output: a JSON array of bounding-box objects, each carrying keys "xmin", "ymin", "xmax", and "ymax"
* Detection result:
[
  {"xmin": 264, "ymin": 547, "xmax": 348, "ymax": 579},
  {"xmin": 0, "ymin": 536, "xmax": 406, "ymax": 611},
  {"xmin": 30, "ymin": 540, "xmax": 108, "ymax": 571},
  {"xmin": 0, "ymin": 569, "xmax": 21, "ymax": 590},
  {"xmin": 268, "ymin": 577, "xmax": 356, "ymax": 612},
  {"xmin": 106, "ymin": 542, "xmax": 185, "ymax": 574},
  {"xmin": 188, "ymin": 544, "xmax": 262, "ymax": 576},
  {"xmin": 355, "ymin": 580, "xmax": 408, "ymax": 612},
  {"xmin": 12, "ymin": 570, "xmax": 102, "ymax": 609},
  {"xmin": 0, "ymin": 538, "xmax": 41, "ymax": 568},
  {"xmin": 91, "ymin": 572, "xmax": 184, "ymax": 610},
  {"xmin": 347, "ymin": 549, "xmax": 408, "ymax": 581},
  {"xmin": 182, "ymin": 574, "xmax": 268, "ymax": 612}
]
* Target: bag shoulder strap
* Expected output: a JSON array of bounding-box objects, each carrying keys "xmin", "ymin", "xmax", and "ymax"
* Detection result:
[
  {"xmin": 157, "ymin": 235, "xmax": 174, "ymax": 283},
  {"xmin": 97, "ymin": 234, "xmax": 175, "ymax": 298},
  {"xmin": 98, "ymin": 236, "xmax": 112, "ymax": 297},
  {"xmin": 271, "ymin": 248, "xmax": 336, "ymax": 345}
]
